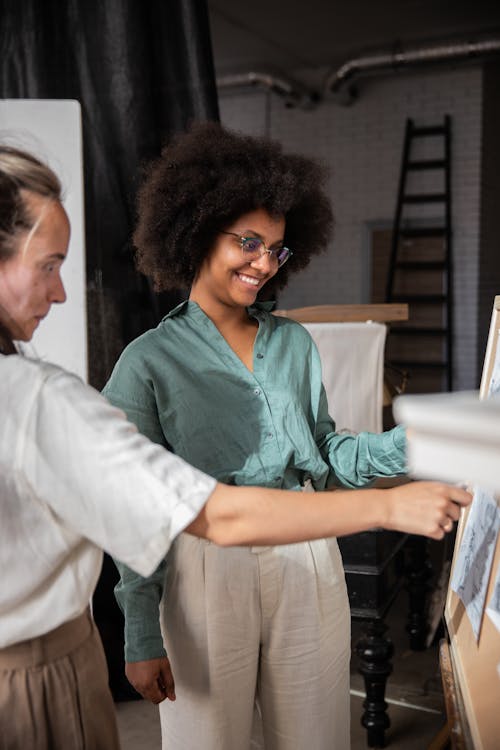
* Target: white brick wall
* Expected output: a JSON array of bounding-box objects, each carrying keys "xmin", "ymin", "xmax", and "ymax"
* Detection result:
[{"xmin": 219, "ymin": 68, "xmax": 483, "ymax": 389}]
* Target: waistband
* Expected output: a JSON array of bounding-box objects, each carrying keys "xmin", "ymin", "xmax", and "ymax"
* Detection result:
[{"xmin": 0, "ymin": 608, "xmax": 93, "ymax": 669}]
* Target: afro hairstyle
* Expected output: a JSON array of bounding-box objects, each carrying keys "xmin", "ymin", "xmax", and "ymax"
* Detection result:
[{"xmin": 133, "ymin": 121, "xmax": 334, "ymax": 295}]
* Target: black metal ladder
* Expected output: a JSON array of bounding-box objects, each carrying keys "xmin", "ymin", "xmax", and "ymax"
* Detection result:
[{"xmin": 385, "ymin": 116, "xmax": 453, "ymax": 391}]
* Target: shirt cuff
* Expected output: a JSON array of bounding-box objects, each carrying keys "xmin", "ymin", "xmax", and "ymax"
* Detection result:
[
  {"xmin": 124, "ymin": 629, "xmax": 167, "ymax": 663},
  {"xmin": 392, "ymin": 424, "xmax": 407, "ymax": 452}
]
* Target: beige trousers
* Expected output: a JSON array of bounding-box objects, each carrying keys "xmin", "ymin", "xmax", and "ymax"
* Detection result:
[
  {"xmin": 0, "ymin": 608, "xmax": 120, "ymax": 750},
  {"xmin": 159, "ymin": 533, "xmax": 351, "ymax": 750}
]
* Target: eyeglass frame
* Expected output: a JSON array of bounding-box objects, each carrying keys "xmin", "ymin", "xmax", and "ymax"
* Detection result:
[{"xmin": 219, "ymin": 230, "xmax": 293, "ymax": 268}]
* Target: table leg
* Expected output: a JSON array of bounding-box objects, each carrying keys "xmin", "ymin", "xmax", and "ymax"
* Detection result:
[
  {"xmin": 405, "ymin": 535, "xmax": 432, "ymax": 650},
  {"xmin": 356, "ymin": 619, "xmax": 394, "ymax": 748}
]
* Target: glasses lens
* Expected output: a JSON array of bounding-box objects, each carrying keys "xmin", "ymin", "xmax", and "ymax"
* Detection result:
[
  {"xmin": 276, "ymin": 247, "xmax": 291, "ymax": 266},
  {"xmin": 241, "ymin": 237, "xmax": 263, "ymax": 255}
]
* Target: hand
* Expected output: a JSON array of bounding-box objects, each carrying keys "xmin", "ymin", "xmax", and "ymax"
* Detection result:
[
  {"xmin": 125, "ymin": 657, "xmax": 175, "ymax": 704},
  {"xmin": 385, "ymin": 481, "xmax": 472, "ymax": 540}
]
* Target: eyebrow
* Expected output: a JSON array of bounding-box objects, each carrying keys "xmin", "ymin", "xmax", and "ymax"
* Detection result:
[{"xmin": 239, "ymin": 229, "xmax": 285, "ymax": 245}]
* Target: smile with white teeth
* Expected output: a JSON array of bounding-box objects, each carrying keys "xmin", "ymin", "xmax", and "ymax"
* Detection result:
[{"xmin": 237, "ymin": 273, "xmax": 260, "ymax": 286}]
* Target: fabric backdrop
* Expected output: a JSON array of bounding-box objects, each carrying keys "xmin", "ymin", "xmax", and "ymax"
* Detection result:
[{"xmin": 0, "ymin": 0, "xmax": 219, "ymax": 387}]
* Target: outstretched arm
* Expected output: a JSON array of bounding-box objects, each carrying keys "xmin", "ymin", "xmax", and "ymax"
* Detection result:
[
  {"xmin": 124, "ymin": 478, "xmax": 470, "ymax": 703},
  {"xmin": 189, "ymin": 480, "xmax": 471, "ymax": 546}
]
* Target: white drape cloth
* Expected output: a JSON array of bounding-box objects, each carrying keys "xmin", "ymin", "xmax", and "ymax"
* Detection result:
[{"xmin": 304, "ymin": 322, "xmax": 386, "ymax": 434}]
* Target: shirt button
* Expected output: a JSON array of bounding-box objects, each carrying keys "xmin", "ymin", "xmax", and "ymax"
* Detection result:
[
  {"xmin": 275, "ymin": 476, "xmax": 282, "ymax": 482},
  {"xmin": 256, "ymin": 353, "xmax": 264, "ymax": 359},
  {"xmin": 254, "ymin": 388, "xmax": 261, "ymax": 396},
  {"xmin": 267, "ymin": 432, "xmax": 273, "ymax": 438}
]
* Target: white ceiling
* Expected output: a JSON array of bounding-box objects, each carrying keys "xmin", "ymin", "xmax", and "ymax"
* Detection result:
[{"xmin": 207, "ymin": 0, "xmax": 500, "ymax": 76}]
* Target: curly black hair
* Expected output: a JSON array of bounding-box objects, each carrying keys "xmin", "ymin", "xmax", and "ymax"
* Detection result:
[{"xmin": 133, "ymin": 121, "xmax": 333, "ymax": 294}]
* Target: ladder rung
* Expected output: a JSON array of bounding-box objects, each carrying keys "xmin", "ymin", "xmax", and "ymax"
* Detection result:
[
  {"xmin": 388, "ymin": 360, "xmax": 448, "ymax": 370},
  {"xmin": 402, "ymin": 194, "xmax": 446, "ymax": 204},
  {"xmin": 407, "ymin": 159, "xmax": 446, "ymax": 171},
  {"xmin": 411, "ymin": 125, "xmax": 446, "ymax": 137},
  {"xmin": 390, "ymin": 327, "xmax": 447, "ymax": 336},
  {"xmin": 391, "ymin": 294, "xmax": 447, "ymax": 304},
  {"xmin": 395, "ymin": 260, "xmax": 447, "ymax": 270},
  {"xmin": 399, "ymin": 227, "xmax": 446, "ymax": 238}
]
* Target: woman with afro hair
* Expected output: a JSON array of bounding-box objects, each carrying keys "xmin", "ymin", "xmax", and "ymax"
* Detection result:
[{"xmin": 103, "ymin": 122, "xmax": 413, "ymax": 749}]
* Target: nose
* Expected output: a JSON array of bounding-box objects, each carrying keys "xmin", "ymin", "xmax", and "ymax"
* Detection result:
[
  {"xmin": 250, "ymin": 251, "xmax": 275, "ymax": 274},
  {"xmin": 50, "ymin": 272, "xmax": 67, "ymax": 304}
]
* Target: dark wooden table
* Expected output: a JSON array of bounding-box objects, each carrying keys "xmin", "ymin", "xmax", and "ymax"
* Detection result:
[{"xmin": 338, "ymin": 530, "xmax": 432, "ymax": 748}]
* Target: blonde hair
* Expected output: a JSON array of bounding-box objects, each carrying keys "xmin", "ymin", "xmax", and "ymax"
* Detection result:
[{"xmin": 0, "ymin": 146, "xmax": 62, "ymax": 262}]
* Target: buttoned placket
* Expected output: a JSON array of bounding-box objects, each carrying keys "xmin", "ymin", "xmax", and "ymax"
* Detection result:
[
  {"xmin": 186, "ymin": 302, "xmax": 286, "ymax": 488},
  {"xmin": 250, "ymin": 312, "xmax": 285, "ymax": 487}
]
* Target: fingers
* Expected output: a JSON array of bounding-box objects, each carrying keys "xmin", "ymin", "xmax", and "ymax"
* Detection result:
[
  {"xmin": 446, "ymin": 501, "xmax": 462, "ymax": 522},
  {"xmin": 125, "ymin": 658, "xmax": 171, "ymax": 704},
  {"xmin": 144, "ymin": 681, "xmax": 167, "ymax": 704},
  {"xmin": 160, "ymin": 661, "xmax": 176, "ymax": 701},
  {"xmin": 427, "ymin": 483, "xmax": 472, "ymax": 539},
  {"xmin": 445, "ymin": 485, "xmax": 473, "ymax": 507},
  {"xmin": 441, "ymin": 517, "xmax": 454, "ymax": 533},
  {"xmin": 387, "ymin": 481, "xmax": 472, "ymax": 540},
  {"xmin": 130, "ymin": 674, "xmax": 166, "ymax": 704}
]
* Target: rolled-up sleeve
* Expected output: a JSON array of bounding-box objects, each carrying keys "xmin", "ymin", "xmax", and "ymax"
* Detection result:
[{"xmin": 315, "ymin": 384, "xmax": 407, "ymax": 488}]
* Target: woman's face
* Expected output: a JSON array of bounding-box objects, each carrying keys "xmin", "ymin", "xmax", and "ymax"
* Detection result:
[
  {"xmin": 194, "ymin": 208, "xmax": 285, "ymax": 309},
  {"xmin": 0, "ymin": 193, "xmax": 70, "ymax": 341}
]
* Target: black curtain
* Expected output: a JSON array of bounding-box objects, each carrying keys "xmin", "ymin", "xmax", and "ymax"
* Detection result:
[
  {"xmin": 1, "ymin": 0, "xmax": 219, "ymax": 700},
  {"xmin": 1, "ymin": 0, "xmax": 219, "ymax": 385}
]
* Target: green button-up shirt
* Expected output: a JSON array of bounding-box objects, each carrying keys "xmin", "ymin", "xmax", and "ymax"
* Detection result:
[{"xmin": 103, "ymin": 300, "xmax": 406, "ymax": 661}]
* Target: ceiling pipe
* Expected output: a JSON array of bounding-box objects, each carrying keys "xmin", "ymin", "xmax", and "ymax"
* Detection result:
[
  {"xmin": 216, "ymin": 71, "xmax": 320, "ymax": 109},
  {"xmin": 325, "ymin": 37, "xmax": 500, "ymax": 105}
]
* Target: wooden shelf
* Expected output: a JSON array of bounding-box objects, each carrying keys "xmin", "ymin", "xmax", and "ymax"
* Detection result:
[{"xmin": 273, "ymin": 303, "xmax": 409, "ymax": 323}]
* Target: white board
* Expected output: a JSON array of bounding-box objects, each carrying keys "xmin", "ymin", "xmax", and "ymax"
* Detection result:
[{"xmin": 0, "ymin": 99, "xmax": 87, "ymax": 381}]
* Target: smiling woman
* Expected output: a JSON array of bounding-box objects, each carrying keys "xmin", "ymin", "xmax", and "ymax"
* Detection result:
[{"xmin": 101, "ymin": 122, "xmax": 472, "ymax": 750}]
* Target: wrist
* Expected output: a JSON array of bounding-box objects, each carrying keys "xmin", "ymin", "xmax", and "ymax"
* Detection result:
[{"xmin": 371, "ymin": 488, "xmax": 392, "ymax": 530}]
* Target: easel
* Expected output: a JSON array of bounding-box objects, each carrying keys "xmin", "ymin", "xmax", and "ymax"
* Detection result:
[
  {"xmin": 408, "ymin": 296, "xmax": 500, "ymax": 750},
  {"xmin": 428, "ymin": 640, "xmax": 468, "ymax": 750}
]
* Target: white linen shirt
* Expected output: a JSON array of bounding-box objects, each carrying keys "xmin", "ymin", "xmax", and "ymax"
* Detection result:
[{"xmin": 0, "ymin": 354, "xmax": 216, "ymax": 648}]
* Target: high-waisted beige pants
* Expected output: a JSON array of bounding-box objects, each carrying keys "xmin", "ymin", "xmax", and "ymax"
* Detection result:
[
  {"xmin": 0, "ymin": 608, "xmax": 120, "ymax": 750},
  {"xmin": 159, "ymin": 521, "xmax": 350, "ymax": 750}
]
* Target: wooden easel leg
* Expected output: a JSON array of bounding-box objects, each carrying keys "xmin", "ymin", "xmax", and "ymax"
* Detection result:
[{"xmin": 427, "ymin": 722, "xmax": 451, "ymax": 750}]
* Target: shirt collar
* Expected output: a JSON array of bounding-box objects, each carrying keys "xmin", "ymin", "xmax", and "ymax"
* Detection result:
[{"xmin": 162, "ymin": 299, "xmax": 277, "ymax": 321}]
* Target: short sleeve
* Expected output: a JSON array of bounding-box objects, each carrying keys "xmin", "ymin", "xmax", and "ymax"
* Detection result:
[{"xmin": 21, "ymin": 369, "xmax": 216, "ymax": 577}]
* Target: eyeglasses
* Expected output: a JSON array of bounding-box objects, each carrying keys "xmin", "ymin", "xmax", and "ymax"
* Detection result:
[{"xmin": 219, "ymin": 231, "xmax": 292, "ymax": 268}]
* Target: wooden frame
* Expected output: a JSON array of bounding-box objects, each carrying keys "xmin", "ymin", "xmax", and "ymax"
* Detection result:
[{"xmin": 442, "ymin": 295, "xmax": 500, "ymax": 750}]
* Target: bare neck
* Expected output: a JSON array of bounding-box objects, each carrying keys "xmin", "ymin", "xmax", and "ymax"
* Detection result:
[{"xmin": 189, "ymin": 288, "xmax": 254, "ymax": 333}]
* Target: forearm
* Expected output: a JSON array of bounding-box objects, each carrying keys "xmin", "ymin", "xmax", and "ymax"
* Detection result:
[
  {"xmin": 114, "ymin": 559, "xmax": 166, "ymax": 662},
  {"xmin": 187, "ymin": 483, "xmax": 386, "ymax": 545},
  {"xmin": 187, "ymin": 481, "xmax": 472, "ymax": 545}
]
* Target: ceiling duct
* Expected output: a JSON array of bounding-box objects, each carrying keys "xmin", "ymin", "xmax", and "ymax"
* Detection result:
[
  {"xmin": 325, "ymin": 37, "xmax": 500, "ymax": 104},
  {"xmin": 216, "ymin": 71, "xmax": 319, "ymax": 109}
]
